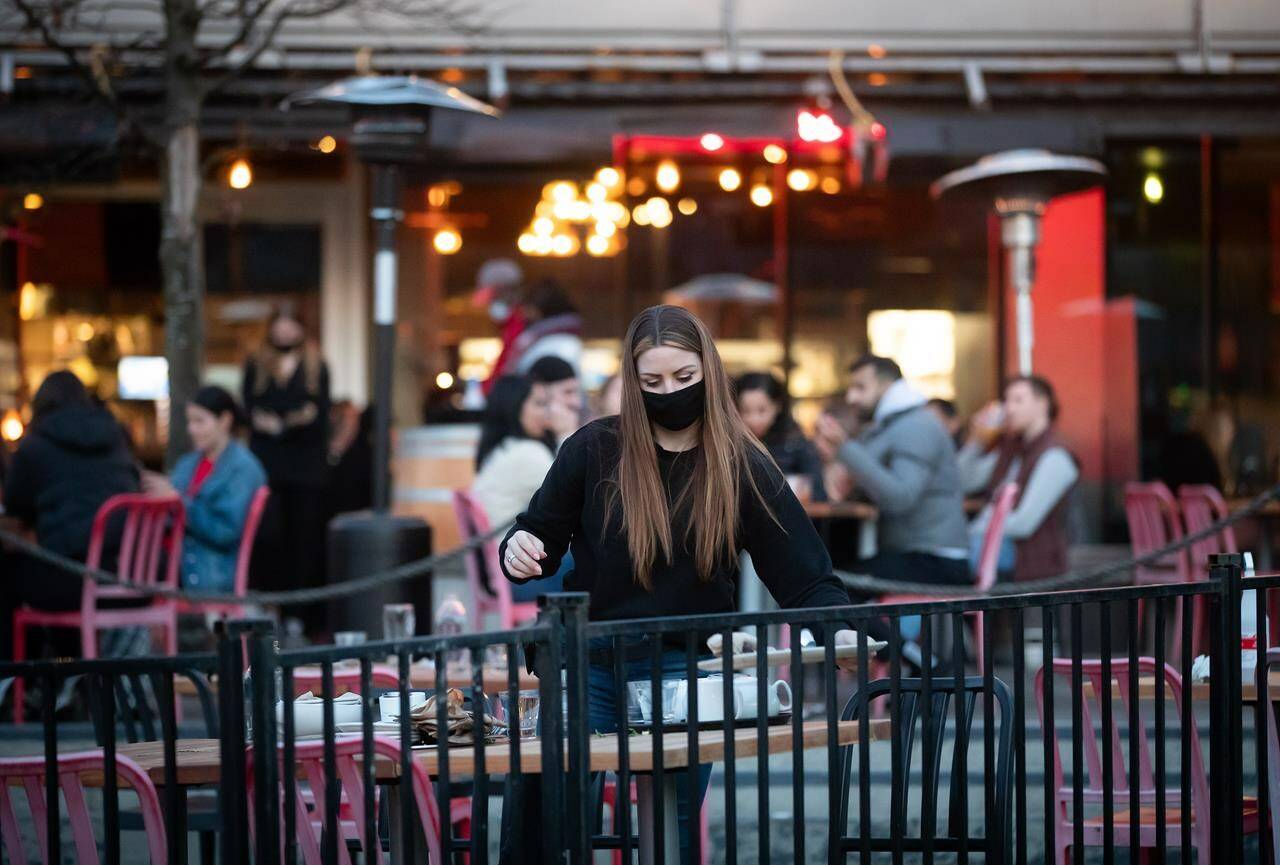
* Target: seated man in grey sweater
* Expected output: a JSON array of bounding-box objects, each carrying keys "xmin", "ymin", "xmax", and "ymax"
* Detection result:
[{"xmin": 816, "ymin": 354, "xmax": 972, "ymax": 591}]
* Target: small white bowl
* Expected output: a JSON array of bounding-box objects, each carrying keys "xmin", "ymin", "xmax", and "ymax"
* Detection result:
[{"xmin": 277, "ymin": 693, "xmax": 363, "ymax": 737}]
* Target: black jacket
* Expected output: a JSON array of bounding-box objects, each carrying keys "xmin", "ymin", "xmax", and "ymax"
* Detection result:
[{"xmin": 2, "ymin": 405, "xmax": 140, "ymax": 558}]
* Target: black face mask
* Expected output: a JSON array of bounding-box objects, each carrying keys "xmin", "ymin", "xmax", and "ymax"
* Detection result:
[
  {"xmin": 270, "ymin": 338, "xmax": 302, "ymax": 353},
  {"xmin": 642, "ymin": 379, "xmax": 706, "ymax": 432}
]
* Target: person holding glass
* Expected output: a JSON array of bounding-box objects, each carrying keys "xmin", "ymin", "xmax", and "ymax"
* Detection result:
[
  {"xmin": 498, "ymin": 305, "xmax": 857, "ymax": 864},
  {"xmin": 735, "ymin": 371, "xmax": 826, "ymax": 503}
]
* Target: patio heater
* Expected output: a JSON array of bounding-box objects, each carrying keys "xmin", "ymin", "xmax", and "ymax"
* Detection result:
[
  {"xmin": 282, "ymin": 76, "xmax": 498, "ymax": 635},
  {"xmin": 931, "ymin": 149, "xmax": 1105, "ymax": 375}
]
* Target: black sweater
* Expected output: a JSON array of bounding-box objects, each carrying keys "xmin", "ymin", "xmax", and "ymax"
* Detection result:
[{"xmin": 499, "ymin": 418, "xmax": 849, "ymax": 623}]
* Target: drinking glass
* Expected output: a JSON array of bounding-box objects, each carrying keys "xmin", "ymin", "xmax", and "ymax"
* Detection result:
[
  {"xmin": 382, "ymin": 604, "xmax": 416, "ymax": 642},
  {"xmin": 485, "ymin": 643, "xmax": 509, "ymax": 672},
  {"xmin": 501, "ymin": 690, "xmax": 541, "ymax": 739},
  {"xmin": 334, "ymin": 631, "xmax": 367, "ymax": 647}
]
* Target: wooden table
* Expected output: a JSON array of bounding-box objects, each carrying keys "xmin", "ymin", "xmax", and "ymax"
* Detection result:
[
  {"xmin": 803, "ymin": 501, "xmax": 877, "ymax": 521},
  {"xmin": 109, "ymin": 719, "xmax": 888, "ymax": 864},
  {"xmin": 1080, "ymin": 670, "xmax": 1280, "ymax": 703},
  {"xmin": 175, "ymin": 662, "xmax": 538, "ymax": 697}
]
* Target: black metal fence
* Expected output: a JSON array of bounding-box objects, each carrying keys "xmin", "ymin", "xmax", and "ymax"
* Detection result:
[{"xmin": 0, "ymin": 553, "xmax": 1271, "ymax": 864}]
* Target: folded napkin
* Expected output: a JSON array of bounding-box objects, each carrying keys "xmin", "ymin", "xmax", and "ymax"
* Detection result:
[
  {"xmin": 410, "ymin": 689, "xmax": 505, "ymax": 745},
  {"xmin": 294, "ymin": 690, "xmax": 360, "ymax": 703}
]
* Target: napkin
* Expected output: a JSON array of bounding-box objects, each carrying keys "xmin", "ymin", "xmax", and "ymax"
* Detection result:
[
  {"xmin": 294, "ymin": 690, "xmax": 360, "ymax": 704},
  {"xmin": 706, "ymin": 631, "xmax": 758, "ymax": 656},
  {"xmin": 409, "ymin": 688, "xmax": 505, "ymax": 745}
]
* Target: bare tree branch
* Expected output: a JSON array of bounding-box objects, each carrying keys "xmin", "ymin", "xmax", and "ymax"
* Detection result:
[
  {"xmin": 199, "ymin": 0, "xmax": 352, "ymax": 97},
  {"xmin": 202, "ymin": 0, "xmax": 275, "ymax": 61},
  {"xmin": 5, "ymin": 0, "xmax": 120, "ymax": 105}
]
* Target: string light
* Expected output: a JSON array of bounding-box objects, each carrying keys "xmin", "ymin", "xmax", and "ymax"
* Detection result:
[
  {"xmin": 700, "ymin": 133, "xmax": 725, "ymax": 152},
  {"xmin": 1143, "ymin": 172, "xmax": 1165, "ymax": 205},
  {"xmin": 228, "ymin": 158, "xmax": 253, "ymax": 190},
  {"xmin": 626, "ymin": 176, "xmax": 647, "ymax": 197},
  {"xmin": 655, "ymin": 160, "xmax": 681, "ymax": 193},
  {"xmin": 718, "ymin": 168, "xmax": 742, "ymax": 192},
  {"xmin": 22, "ymin": 193, "xmax": 43, "ymax": 210},
  {"xmin": 786, "ymin": 168, "xmax": 816, "ymax": 192},
  {"xmin": 820, "ymin": 176, "xmax": 841, "ymax": 194},
  {"xmin": 533, "ymin": 217, "xmax": 555, "ymax": 237},
  {"xmin": 632, "ymin": 204, "xmax": 651, "ymax": 226},
  {"xmin": 797, "ymin": 110, "xmax": 843, "ymax": 144},
  {"xmin": 435, "ymin": 372, "xmax": 455, "ymax": 389},
  {"xmin": 586, "ymin": 234, "xmax": 610, "ymax": 257},
  {"xmin": 867, "ymin": 44, "xmax": 887, "ymax": 59},
  {"xmin": 0, "ymin": 409, "xmax": 22, "ymax": 443},
  {"xmin": 586, "ymin": 182, "xmax": 608, "ymax": 203},
  {"xmin": 763, "ymin": 144, "xmax": 787, "ymax": 165},
  {"xmin": 595, "ymin": 220, "xmax": 617, "ymax": 238},
  {"xmin": 677, "ymin": 198, "xmax": 698, "ymax": 215},
  {"xmin": 517, "ymin": 233, "xmax": 537, "ymax": 254},
  {"xmin": 649, "ymin": 207, "xmax": 673, "ymax": 229},
  {"xmin": 868, "ymin": 73, "xmax": 888, "ymax": 87},
  {"xmin": 749, "ymin": 184, "xmax": 773, "ymax": 207},
  {"xmin": 550, "ymin": 233, "xmax": 578, "ymax": 257},
  {"xmin": 549, "ymin": 181, "xmax": 578, "ymax": 203},
  {"xmin": 316, "ymin": 135, "xmax": 337, "ymax": 154},
  {"xmin": 433, "ymin": 228, "xmax": 462, "ymax": 254},
  {"xmin": 596, "ymin": 166, "xmax": 622, "ymax": 188}
]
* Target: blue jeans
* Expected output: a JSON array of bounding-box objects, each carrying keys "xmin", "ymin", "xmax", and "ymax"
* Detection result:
[
  {"xmin": 509, "ymin": 551, "xmax": 571, "ymax": 603},
  {"xmin": 586, "ymin": 638, "xmax": 712, "ymax": 865}
]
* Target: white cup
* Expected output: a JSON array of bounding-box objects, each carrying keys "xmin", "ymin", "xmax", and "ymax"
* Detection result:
[
  {"xmin": 378, "ymin": 691, "xmax": 427, "ymax": 722},
  {"xmin": 732, "ymin": 676, "xmax": 792, "ymax": 719},
  {"xmin": 671, "ymin": 679, "xmax": 743, "ymax": 723},
  {"xmin": 277, "ymin": 693, "xmax": 362, "ymax": 737}
]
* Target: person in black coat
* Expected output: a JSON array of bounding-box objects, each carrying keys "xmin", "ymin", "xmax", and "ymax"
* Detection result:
[
  {"xmin": 242, "ymin": 310, "xmax": 331, "ymax": 634},
  {"xmin": 735, "ymin": 371, "xmax": 827, "ymax": 502},
  {"xmin": 1, "ymin": 371, "xmax": 140, "ymax": 660}
]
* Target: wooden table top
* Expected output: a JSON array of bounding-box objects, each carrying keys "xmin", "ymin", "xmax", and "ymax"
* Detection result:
[
  {"xmin": 176, "ymin": 663, "xmax": 538, "ymax": 697},
  {"xmin": 1080, "ymin": 670, "xmax": 1280, "ymax": 703},
  {"xmin": 106, "ymin": 719, "xmax": 890, "ymax": 787}
]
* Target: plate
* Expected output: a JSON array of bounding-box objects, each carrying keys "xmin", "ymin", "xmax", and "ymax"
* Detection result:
[
  {"xmin": 696, "ymin": 642, "xmax": 887, "ymax": 672},
  {"xmin": 631, "ymin": 712, "xmax": 793, "ymax": 732}
]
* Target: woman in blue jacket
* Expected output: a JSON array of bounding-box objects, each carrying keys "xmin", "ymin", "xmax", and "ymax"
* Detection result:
[{"xmin": 144, "ymin": 386, "xmax": 267, "ymax": 592}]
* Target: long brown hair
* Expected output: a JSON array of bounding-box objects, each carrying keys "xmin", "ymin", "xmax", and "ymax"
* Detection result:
[{"xmin": 605, "ymin": 305, "xmax": 778, "ymax": 589}]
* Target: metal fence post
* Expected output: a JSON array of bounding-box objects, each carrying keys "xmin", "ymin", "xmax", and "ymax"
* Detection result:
[
  {"xmin": 1208, "ymin": 552, "xmax": 1244, "ymax": 865},
  {"xmin": 216, "ymin": 618, "xmax": 274, "ymax": 865},
  {"xmin": 539, "ymin": 592, "xmax": 591, "ymax": 863}
]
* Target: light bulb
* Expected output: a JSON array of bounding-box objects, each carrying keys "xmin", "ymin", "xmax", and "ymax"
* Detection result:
[
  {"xmin": 677, "ymin": 198, "xmax": 698, "ymax": 216},
  {"xmin": 786, "ymin": 168, "xmax": 816, "ymax": 192},
  {"xmin": 718, "ymin": 168, "xmax": 742, "ymax": 192},
  {"xmin": 586, "ymin": 234, "xmax": 610, "ymax": 257},
  {"xmin": 763, "ymin": 144, "xmax": 787, "ymax": 165},
  {"xmin": 655, "ymin": 160, "xmax": 680, "ymax": 193},
  {"xmin": 594, "ymin": 220, "xmax": 616, "ymax": 238},
  {"xmin": 228, "ymin": 158, "xmax": 253, "ymax": 190},
  {"xmin": 749, "ymin": 184, "xmax": 773, "ymax": 207},
  {"xmin": 316, "ymin": 135, "xmax": 337, "ymax": 154},
  {"xmin": 533, "ymin": 217, "xmax": 555, "ymax": 237},
  {"xmin": 700, "ymin": 133, "xmax": 725, "ymax": 151},
  {"xmin": 0, "ymin": 409, "xmax": 22, "ymax": 443},
  {"xmin": 596, "ymin": 166, "xmax": 622, "ymax": 188},
  {"xmin": 435, "ymin": 371, "xmax": 456, "ymax": 389},
  {"xmin": 433, "ymin": 228, "xmax": 462, "ymax": 255},
  {"xmin": 1143, "ymin": 172, "xmax": 1165, "ymax": 205},
  {"xmin": 586, "ymin": 182, "xmax": 607, "ymax": 203},
  {"xmin": 22, "ymin": 193, "xmax": 43, "ymax": 210}
]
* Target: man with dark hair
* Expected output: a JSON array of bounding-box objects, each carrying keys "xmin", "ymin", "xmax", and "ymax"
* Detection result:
[
  {"xmin": 816, "ymin": 354, "xmax": 970, "ymax": 589},
  {"xmin": 527, "ymin": 355, "xmax": 584, "ymax": 446}
]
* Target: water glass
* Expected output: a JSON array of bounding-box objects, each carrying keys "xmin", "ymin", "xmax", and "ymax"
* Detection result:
[
  {"xmin": 501, "ymin": 690, "xmax": 540, "ymax": 739},
  {"xmin": 382, "ymin": 604, "xmax": 416, "ymax": 642},
  {"xmin": 334, "ymin": 631, "xmax": 367, "ymax": 647},
  {"xmin": 485, "ymin": 643, "xmax": 509, "ymax": 671}
]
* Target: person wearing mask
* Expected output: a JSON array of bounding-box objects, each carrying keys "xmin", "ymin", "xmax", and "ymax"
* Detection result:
[
  {"xmin": 142, "ymin": 386, "xmax": 266, "ymax": 592},
  {"xmin": 242, "ymin": 310, "xmax": 331, "ymax": 632},
  {"xmin": 499, "ymin": 305, "xmax": 857, "ymax": 864},
  {"xmin": 815, "ymin": 355, "xmax": 970, "ymax": 589},
  {"xmin": 735, "ymin": 371, "xmax": 826, "ymax": 503},
  {"xmin": 504, "ymin": 279, "xmax": 584, "ymax": 377},
  {"xmin": 968, "ymin": 376, "xmax": 1078, "ymax": 582},
  {"xmin": 527, "ymin": 355, "xmax": 584, "ymax": 447},
  {"xmin": 471, "ymin": 376, "xmax": 563, "ymax": 600},
  {"xmin": 472, "ymin": 258, "xmax": 526, "ymax": 396},
  {"xmin": 1, "ymin": 371, "xmax": 139, "ymax": 660}
]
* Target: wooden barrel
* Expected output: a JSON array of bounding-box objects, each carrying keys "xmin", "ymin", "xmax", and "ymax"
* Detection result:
[{"xmin": 392, "ymin": 424, "xmax": 480, "ymax": 551}]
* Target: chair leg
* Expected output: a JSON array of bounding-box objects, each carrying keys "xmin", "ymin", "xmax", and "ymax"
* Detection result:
[
  {"xmin": 12, "ymin": 621, "xmax": 26, "ymax": 725},
  {"xmin": 82, "ymin": 621, "xmax": 98, "ymax": 660}
]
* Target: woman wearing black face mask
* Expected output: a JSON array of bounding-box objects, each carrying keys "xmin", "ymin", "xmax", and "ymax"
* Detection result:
[
  {"xmin": 497, "ymin": 306, "xmax": 854, "ymax": 864},
  {"xmin": 242, "ymin": 310, "xmax": 331, "ymax": 633}
]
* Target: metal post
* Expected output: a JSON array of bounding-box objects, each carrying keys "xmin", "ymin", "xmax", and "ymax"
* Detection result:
[
  {"xmin": 1002, "ymin": 211, "xmax": 1040, "ymax": 375},
  {"xmin": 542, "ymin": 592, "xmax": 591, "ymax": 863},
  {"xmin": 370, "ymin": 163, "xmax": 403, "ymax": 512},
  {"xmin": 1208, "ymin": 553, "xmax": 1244, "ymax": 865}
]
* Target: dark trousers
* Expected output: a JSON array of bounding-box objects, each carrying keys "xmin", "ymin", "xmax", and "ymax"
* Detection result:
[
  {"xmin": 847, "ymin": 551, "xmax": 972, "ymax": 650},
  {"xmin": 252, "ymin": 484, "xmax": 329, "ymax": 635}
]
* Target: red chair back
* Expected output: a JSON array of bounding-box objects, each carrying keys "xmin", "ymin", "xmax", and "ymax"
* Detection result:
[
  {"xmin": 0, "ymin": 750, "xmax": 169, "ymax": 865},
  {"xmin": 452, "ymin": 489, "xmax": 538, "ymax": 630},
  {"xmin": 85, "ymin": 493, "xmax": 185, "ymax": 605},
  {"xmin": 1177, "ymin": 484, "xmax": 1238, "ymax": 575},
  {"xmin": 1036, "ymin": 657, "xmax": 1211, "ymax": 856},
  {"xmin": 974, "ymin": 483, "xmax": 1019, "ymax": 591},
  {"xmin": 234, "ymin": 486, "xmax": 272, "ymax": 598},
  {"xmin": 247, "ymin": 736, "xmax": 444, "ymax": 865},
  {"xmin": 1123, "ymin": 482, "xmax": 1189, "ymax": 584},
  {"xmin": 287, "ymin": 666, "xmax": 401, "ymax": 697}
]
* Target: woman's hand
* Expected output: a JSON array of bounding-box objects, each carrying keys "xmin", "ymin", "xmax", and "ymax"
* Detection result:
[
  {"xmin": 504, "ymin": 530, "xmax": 547, "ymax": 578},
  {"xmin": 833, "ymin": 628, "xmax": 861, "ymax": 672},
  {"xmin": 141, "ymin": 472, "xmax": 177, "ymax": 497}
]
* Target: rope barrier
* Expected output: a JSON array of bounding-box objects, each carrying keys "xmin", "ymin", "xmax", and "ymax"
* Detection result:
[
  {"xmin": 3, "ymin": 481, "xmax": 1278, "ymax": 608},
  {"xmin": 836, "ymin": 481, "xmax": 1280, "ymax": 598},
  {"xmin": 0, "ymin": 519, "xmax": 512, "ymax": 607}
]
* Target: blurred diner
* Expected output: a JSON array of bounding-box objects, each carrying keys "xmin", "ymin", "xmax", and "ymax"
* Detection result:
[{"xmin": 736, "ymin": 371, "xmax": 826, "ymax": 503}]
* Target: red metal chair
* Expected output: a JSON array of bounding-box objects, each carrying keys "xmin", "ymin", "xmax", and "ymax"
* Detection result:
[
  {"xmin": 246, "ymin": 735, "xmax": 471, "ymax": 865},
  {"xmin": 12, "ymin": 494, "xmax": 184, "ymax": 723},
  {"xmin": 1265, "ymin": 647, "xmax": 1280, "ymax": 865},
  {"xmin": 1124, "ymin": 482, "xmax": 1193, "ymax": 657},
  {"xmin": 0, "ymin": 750, "xmax": 169, "ymax": 865},
  {"xmin": 880, "ymin": 483, "xmax": 1019, "ymax": 671},
  {"xmin": 453, "ymin": 489, "xmax": 539, "ymax": 631},
  {"xmin": 177, "ymin": 485, "xmax": 271, "ymax": 619},
  {"xmin": 1035, "ymin": 657, "xmax": 1259, "ymax": 865},
  {"xmin": 1178, "ymin": 484, "xmax": 1238, "ymax": 655}
]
